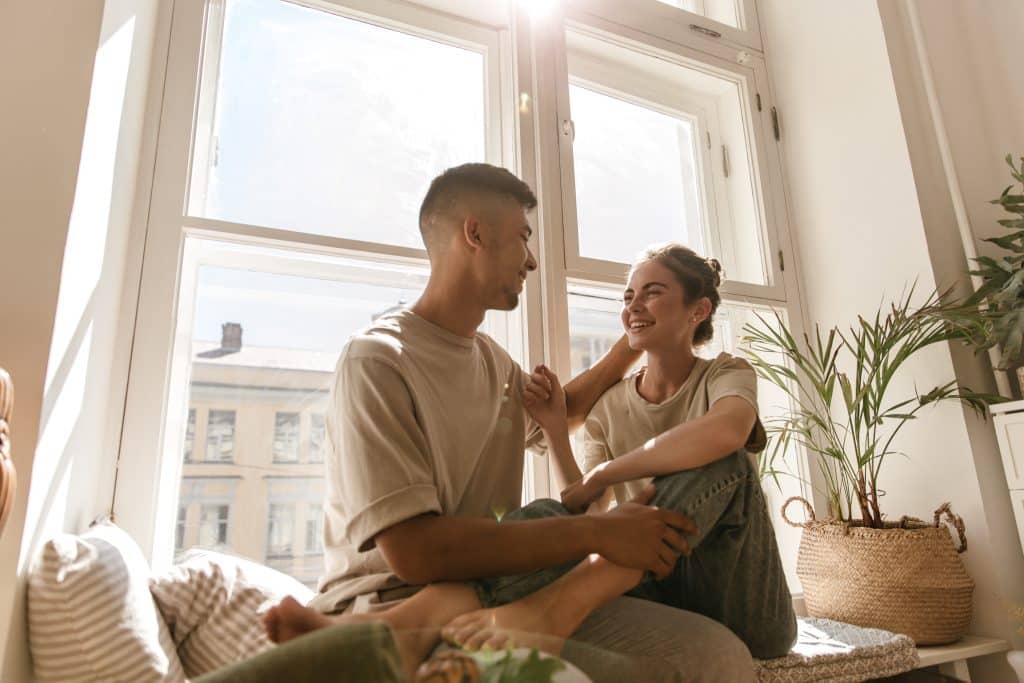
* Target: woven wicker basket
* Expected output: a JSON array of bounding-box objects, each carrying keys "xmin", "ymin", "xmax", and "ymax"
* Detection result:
[{"xmin": 782, "ymin": 497, "xmax": 974, "ymax": 645}]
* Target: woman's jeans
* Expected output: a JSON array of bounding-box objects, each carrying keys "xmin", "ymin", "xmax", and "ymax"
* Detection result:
[{"xmin": 473, "ymin": 451, "xmax": 797, "ymax": 660}]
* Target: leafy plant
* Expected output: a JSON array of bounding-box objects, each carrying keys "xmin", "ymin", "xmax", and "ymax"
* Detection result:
[
  {"xmin": 965, "ymin": 154, "xmax": 1024, "ymax": 367},
  {"xmin": 742, "ymin": 289, "xmax": 1000, "ymax": 527},
  {"xmin": 478, "ymin": 648, "xmax": 566, "ymax": 683}
]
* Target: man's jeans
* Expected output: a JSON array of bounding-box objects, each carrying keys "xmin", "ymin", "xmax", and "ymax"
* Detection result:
[{"xmin": 474, "ymin": 450, "xmax": 797, "ymax": 660}]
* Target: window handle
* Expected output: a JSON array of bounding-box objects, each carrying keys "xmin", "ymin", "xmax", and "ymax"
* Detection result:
[{"xmin": 689, "ymin": 24, "xmax": 722, "ymax": 39}]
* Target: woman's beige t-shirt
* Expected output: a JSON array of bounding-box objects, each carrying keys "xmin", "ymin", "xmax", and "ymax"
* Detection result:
[{"xmin": 582, "ymin": 352, "xmax": 766, "ymax": 505}]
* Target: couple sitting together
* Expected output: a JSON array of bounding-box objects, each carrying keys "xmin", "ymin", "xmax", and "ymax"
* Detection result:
[{"xmin": 261, "ymin": 163, "xmax": 796, "ymax": 681}]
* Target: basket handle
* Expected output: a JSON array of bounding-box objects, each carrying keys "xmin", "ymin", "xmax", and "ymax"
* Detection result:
[
  {"xmin": 782, "ymin": 496, "xmax": 815, "ymax": 527},
  {"xmin": 934, "ymin": 502, "xmax": 968, "ymax": 553}
]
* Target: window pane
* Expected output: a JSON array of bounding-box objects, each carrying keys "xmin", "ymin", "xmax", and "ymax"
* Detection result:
[
  {"xmin": 183, "ymin": 409, "xmax": 196, "ymax": 462},
  {"xmin": 568, "ymin": 32, "xmax": 768, "ymax": 285},
  {"xmin": 205, "ymin": 410, "xmax": 235, "ymax": 462},
  {"xmin": 267, "ymin": 503, "xmax": 295, "ymax": 558},
  {"xmin": 309, "ymin": 413, "xmax": 326, "ymax": 464},
  {"xmin": 190, "ymin": 0, "xmax": 487, "ymax": 248},
  {"xmin": 273, "ymin": 412, "xmax": 300, "ymax": 463},
  {"xmin": 654, "ymin": 0, "xmax": 743, "ymax": 29},
  {"xmin": 305, "ymin": 503, "xmax": 323, "ymax": 555}
]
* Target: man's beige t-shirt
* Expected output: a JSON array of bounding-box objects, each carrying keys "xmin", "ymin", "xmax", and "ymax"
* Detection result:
[
  {"xmin": 312, "ymin": 309, "xmax": 535, "ymax": 613},
  {"xmin": 583, "ymin": 352, "xmax": 767, "ymax": 506}
]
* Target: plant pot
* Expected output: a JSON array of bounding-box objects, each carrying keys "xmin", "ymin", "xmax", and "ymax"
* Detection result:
[{"xmin": 782, "ymin": 498, "xmax": 974, "ymax": 645}]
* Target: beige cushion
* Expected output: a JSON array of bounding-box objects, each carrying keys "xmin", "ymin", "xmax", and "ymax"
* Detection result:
[
  {"xmin": 755, "ymin": 617, "xmax": 918, "ymax": 682},
  {"xmin": 150, "ymin": 549, "xmax": 315, "ymax": 678},
  {"xmin": 27, "ymin": 522, "xmax": 186, "ymax": 682}
]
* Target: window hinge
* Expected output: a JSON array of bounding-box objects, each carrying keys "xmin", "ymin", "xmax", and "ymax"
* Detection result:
[
  {"xmin": 778, "ymin": 249, "xmax": 785, "ymax": 272},
  {"xmin": 721, "ymin": 145, "xmax": 730, "ymax": 178},
  {"xmin": 706, "ymin": 131, "xmax": 711, "ymax": 150},
  {"xmin": 689, "ymin": 24, "xmax": 722, "ymax": 39},
  {"xmin": 756, "ymin": 93, "xmax": 762, "ymax": 111},
  {"xmin": 771, "ymin": 107, "xmax": 781, "ymax": 140}
]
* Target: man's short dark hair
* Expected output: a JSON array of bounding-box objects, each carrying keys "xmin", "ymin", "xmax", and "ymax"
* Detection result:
[{"xmin": 418, "ymin": 163, "xmax": 538, "ymax": 249}]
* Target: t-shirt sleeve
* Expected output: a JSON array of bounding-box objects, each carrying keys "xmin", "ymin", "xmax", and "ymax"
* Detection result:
[
  {"xmin": 333, "ymin": 355, "xmax": 441, "ymax": 552},
  {"xmin": 707, "ymin": 355, "xmax": 767, "ymax": 453},
  {"xmin": 582, "ymin": 414, "xmax": 612, "ymax": 474}
]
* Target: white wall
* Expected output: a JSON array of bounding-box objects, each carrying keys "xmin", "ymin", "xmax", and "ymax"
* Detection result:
[
  {"xmin": 758, "ymin": 0, "xmax": 1024, "ymax": 680},
  {"xmin": 0, "ymin": 1, "xmax": 163, "ymax": 680}
]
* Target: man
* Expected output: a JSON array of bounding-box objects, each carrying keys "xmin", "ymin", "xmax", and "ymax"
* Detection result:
[{"xmin": 301, "ymin": 163, "xmax": 754, "ymax": 680}]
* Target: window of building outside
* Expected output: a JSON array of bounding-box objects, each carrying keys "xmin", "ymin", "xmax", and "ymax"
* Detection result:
[
  {"xmin": 308, "ymin": 413, "xmax": 326, "ymax": 464},
  {"xmin": 205, "ymin": 410, "xmax": 235, "ymax": 462},
  {"xmin": 183, "ymin": 409, "xmax": 196, "ymax": 462},
  {"xmin": 115, "ymin": 0, "xmax": 805, "ymax": 590},
  {"xmin": 198, "ymin": 504, "xmax": 230, "ymax": 547},
  {"xmin": 273, "ymin": 412, "xmax": 300, "ymax": 462},
  {"xmin": 266, "ymin": 503, "xmax": 295, "ymax": 558},
  {"xmin": 175, "ymin": 506, "xmax": 187, "ymax": 551},
  {"xmin": 305, "ymin": 503, "xmax": 323, "ymax": 556}
]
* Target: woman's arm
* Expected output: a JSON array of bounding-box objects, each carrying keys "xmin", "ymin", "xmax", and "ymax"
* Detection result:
[
  {"xmin": 545, "ymin": 426, "xmax": 584, "ymax": 495},
  {"xmin": 562, "ymin": 335, "xmax": 641, "ymax": 432},
  {"xmin": 592, "ymin": 396, "xmax": 757, "ymax": 488}
]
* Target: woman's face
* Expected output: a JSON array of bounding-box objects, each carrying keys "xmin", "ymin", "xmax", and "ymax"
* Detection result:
[{"xmin": 621, "ymin": 259, "xmax": 703, "ymax": 353}]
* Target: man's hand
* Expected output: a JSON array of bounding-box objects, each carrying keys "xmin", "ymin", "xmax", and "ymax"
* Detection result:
[
  {"xmin": 592, "ymin": 484, "xmax": 697, "ymax": 580},
  {"xmin": 523, "ymin": 365, "xmax": 568, "ymax": 434}
]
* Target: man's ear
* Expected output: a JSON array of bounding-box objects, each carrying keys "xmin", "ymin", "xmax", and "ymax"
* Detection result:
[{"xmin": 462, "ymin": 216, "xmax": 483, "ymax": 251}]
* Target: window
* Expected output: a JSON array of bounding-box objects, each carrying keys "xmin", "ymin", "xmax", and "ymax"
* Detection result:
[
  {"xmin": 175, "ymin": 506, "xmax": 187, "ymax": 552},
  {"xmin": 266, "ymin": 503, "xmax": 295, "ymax": 559},
  {"xmin": 205, "ymin": 410, "xmax": 235, "ymax": 462},
  {"xmin": 183, "ymin": 409, "xmax": 196, "ymax": 462},
  {"xmin": 188, "ymin": 0, "xmax": 489, "ymax": 250},
  {"xmin": 199, "ymin": 504, "xmax": 230, "ymax": 547},
  {"xmin": 114, "ymin": 0, "xmax": 804, "ymax": 591},
  {"xmin": 273, "ymin": 412, "xmax": 300, "ymax": 463},
  {"xmin": 305, "ymin": 503, "xmax": 323, "ymax": 555},
  {"xmin": 309, "ymin": 413, "xmax": 326, "ymax": 464}
]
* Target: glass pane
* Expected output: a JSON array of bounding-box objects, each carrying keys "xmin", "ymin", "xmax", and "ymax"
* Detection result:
[
  {"xmin": 169, "ymin": 239, "xmax": 520, "ymax": 585},
  {"xmin": 654, "ymin": 0, "xmax": 743, "ymax": 29},
  {"xmin": 190, "ymin": 0, "xmax": 487, "ymax": 248},
  {"xmin": 172, "ymin": 241, "xmax": 429, "ymax": 586},
  {"xmin": 568, "ymin": 31, "xmax": 768, "ymax": 285},
  {"xmin": 273, "ymin": 412, "xmax": 300, "ymax": 463}
]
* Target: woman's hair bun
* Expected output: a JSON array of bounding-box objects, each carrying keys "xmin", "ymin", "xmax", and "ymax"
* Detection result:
[{"xmin": 705, "ymin": 258, "xmax": 723, "ymax": 287}]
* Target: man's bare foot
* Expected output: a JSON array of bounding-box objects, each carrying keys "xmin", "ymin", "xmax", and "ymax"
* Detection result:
[
  {"xmin": 262, "ymin": 596, "xmax": 348, "ymax": 644},
  {"xmin": 440, "ymin": 590, "xmax": 577, "ymax": 654}
]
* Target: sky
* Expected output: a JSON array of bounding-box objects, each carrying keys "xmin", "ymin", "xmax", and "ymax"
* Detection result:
[{"xmin": 189, "ymin": 0, "xmax": 710, "ymax": 351}]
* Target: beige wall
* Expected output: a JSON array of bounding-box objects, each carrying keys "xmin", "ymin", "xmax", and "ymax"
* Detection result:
[
  {"xmin": 0, "ymin": 1, "xmax": 163, "ymax": 680},
  {"xmin": 758, "ymin": 0, "xmax": 1024, "ymax": 679}
]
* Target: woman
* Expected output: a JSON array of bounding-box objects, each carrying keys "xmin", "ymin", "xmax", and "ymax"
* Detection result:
[{"xmin": 263, "ymin": 243, "xmax": 795, "ymax": 678}]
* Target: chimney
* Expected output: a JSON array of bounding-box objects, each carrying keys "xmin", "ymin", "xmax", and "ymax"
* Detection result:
[{"xmin": 221, "ymin": 322, "xmax": 242, "ymax": 352}]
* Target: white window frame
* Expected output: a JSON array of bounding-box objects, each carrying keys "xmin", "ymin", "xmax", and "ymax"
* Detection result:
[
  {"xmin": 115, "ymin": 0, "xmax": 536, "ymax": 567},
  {"xmin": 112, "ymin": 0, "xmax": 814, "ymax": 574}
]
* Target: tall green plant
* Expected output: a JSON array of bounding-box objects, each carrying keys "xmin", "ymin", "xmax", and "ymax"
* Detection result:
[
  {"xmin": 966, "ymin": 155, "xmax": 1024, "ymax": 367},
  {"xmin": 742, "ymin": 290, "xmax": 998, "ymax": 527}
]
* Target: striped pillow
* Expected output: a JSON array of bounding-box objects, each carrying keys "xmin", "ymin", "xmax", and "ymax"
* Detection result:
[
  {"xmin": 150, "ymin": 549, "xmax": 314, "ymax": 678},
  {"xmin": 27, "ymin": 522, "xmax": 186, "ymax": 682}
]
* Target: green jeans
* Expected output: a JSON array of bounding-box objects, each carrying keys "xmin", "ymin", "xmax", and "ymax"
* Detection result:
[{"xmin": 474, "ymin": 450, "xmax": 797, "ymax": 660}]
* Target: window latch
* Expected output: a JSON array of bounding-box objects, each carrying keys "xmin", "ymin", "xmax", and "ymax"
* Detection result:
[
  {"xmin": 689, "ymin": 24, "xmax": 722, "ymax": 39},
  {"xmin": 561, "ymin": 118, "xmax": 575, "ymax": 142}
]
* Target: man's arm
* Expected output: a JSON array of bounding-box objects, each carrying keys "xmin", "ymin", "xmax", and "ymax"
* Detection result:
[
  {"xmin": 375, "ymin": 487, "xmax": 696, "ymax": 585},
  {"xmin": 563, "ymin": 335, "xmax": 640, "ymax": 431}
]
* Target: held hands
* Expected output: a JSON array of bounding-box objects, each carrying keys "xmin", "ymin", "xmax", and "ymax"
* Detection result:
[
  {"xmin": 561, "ymin": 463, "xmax": 610, "ymax": 513},
  {"xmin": 522, "ymin": 364, "xmax": 567, "ymax": 434},
  {"xmin": 593, "ymin": 484, "xmax": 698, "ymax": 580}
]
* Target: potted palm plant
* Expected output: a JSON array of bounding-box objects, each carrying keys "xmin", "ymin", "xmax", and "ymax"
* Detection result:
[
  {"xmin": 742, "ymin": 289, "xmax": 1000, "ymax": 644},
  {"xmin": 965, "ymin": 154, "xmax": 1024, "ymax": 397}
]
